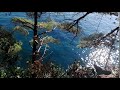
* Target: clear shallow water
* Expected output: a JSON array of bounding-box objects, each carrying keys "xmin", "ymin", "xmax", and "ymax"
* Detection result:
[{"xmin": 0, "ymin": 12, "xmax": 119, "ymax": 69}]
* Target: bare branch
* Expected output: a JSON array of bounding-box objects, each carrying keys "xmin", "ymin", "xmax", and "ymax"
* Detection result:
[
  {"xmin": 22, "ymin": 24, "xmax": 34, "ymax": 30},
  {"xmin": 67, "ymin": 12, "xmax": 91, "ymax": 30},
  {"xmin": 101, "ymin": 27, "xmax": 119, "ymax": 39},
  {"xmin": 92, "ymin": 27, "xmax": 119, "ymax": 46},
  {"xmin": 41, "ymin": 44, "xmax": 48, "ymax": 59},
  {"xmin": 37, "ymin": 39, "xmax": 43, "ymax": 52}
]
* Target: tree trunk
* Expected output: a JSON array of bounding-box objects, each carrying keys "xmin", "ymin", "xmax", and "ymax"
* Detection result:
[{"xmin": 32, "ymin": 12, "xmax": 38, "ymax": 63}]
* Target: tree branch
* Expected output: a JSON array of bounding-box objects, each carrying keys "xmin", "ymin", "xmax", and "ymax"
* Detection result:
[
  {"xmin": 38, "ymin": 26, "xmax": 57, "ymax": 36},
  {"xmin": 22, "ymin": 24, "xmax": 34, "ymax": 30},
  {"xmin": 37, "ymin": 39, "xmax": 43, "ymax": 52},
  {"xmin": 101, "ymin": 27, "xmax": 119, "ymax": 39},
  {"xmin": 88, "ymin": 26, "xmax": 119, "ymax": 47},
  {"xmin": 41, "ymin": 44, "xmax": 48, "ymax": 59},
  {"xmin": 67, "ymin": 12, "xmax": 91, "ymax": 30}
]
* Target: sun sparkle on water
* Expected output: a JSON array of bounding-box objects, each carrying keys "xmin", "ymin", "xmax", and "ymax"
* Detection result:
[{"xmin": 86, "ymin": 46, "xmax": 119, "ymax": 70}]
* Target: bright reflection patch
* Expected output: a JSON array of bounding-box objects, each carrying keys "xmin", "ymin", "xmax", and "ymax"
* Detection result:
[{"xmin": 86, "ymin": 46, "xmax": 119, "ymax": 71}]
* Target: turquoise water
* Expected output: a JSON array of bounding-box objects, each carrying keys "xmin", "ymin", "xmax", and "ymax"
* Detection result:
[{"xmin": 0, "ymin": 12, "xmax": 118, "ymax": 69}]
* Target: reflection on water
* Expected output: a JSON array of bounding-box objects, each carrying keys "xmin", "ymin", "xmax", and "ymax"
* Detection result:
[{"xmin": 86, "ymin": 46, "xmax": 119, "ymax": 70}]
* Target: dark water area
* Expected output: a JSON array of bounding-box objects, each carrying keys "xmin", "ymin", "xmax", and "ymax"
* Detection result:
[{"xmin": 0, "ymin": 12, "xmax": 118, "ymax": 69}]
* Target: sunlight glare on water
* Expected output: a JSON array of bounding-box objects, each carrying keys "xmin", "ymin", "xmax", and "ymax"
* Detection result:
[{"xmin": 86, "ymin": 46, "xmax": 119, "ymax": 70}]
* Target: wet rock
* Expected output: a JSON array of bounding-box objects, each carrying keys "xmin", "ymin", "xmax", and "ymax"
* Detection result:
[{"xmin": 94, "ymin": 64, "xmax": 111, "ymax": 75}]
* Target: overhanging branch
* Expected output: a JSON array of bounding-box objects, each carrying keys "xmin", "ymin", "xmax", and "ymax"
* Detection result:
[{"xmin": 67, "ymin": 12, "xmax": 91, "ymax": 30}]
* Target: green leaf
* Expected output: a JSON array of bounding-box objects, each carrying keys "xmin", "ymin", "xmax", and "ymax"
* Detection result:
[
  {"xmin": 42, "ymin": 36, "xmax": 60, "ymax": 44},
  {"xmin": 12, "ymin": 17, "xmax": 58, "ymax": 32},
  {"xmin": 29, "ymin": 36, "xmax": 60, "ymax": 47},
  {"xmin": 8, "ymin": 42, "xmax": 22, "ymax": 54},
  {"xmin": 38, "ymin": 20, "xmax": 58, "ymax": 31},
  {"xmin": 12, "ymin": 17, "xmax": 34, "ymax": 30},
  {"xmin": 58, "ymin": 22, "xmax": 80, "ymax": 35},
  {"xmin": 12, "ymin": 17, "xmax": 34, "ymax": 25},
  {"xmin": 77, "ymin": 41, "xmax": 91, "ymax": 48},
  {"xmin": 12, "ymin": 17, "xmax": 81, "ymax": 36},
  {"xmin": 77, "ymin": 33, "xmax": 104, "ymax": 48},
  {"xmin": 13, "ymin": 26, "xmax": 29, "ymax": 36},
  {"xmin": 45, "ymin": 20, "xmax": 58, "ymax": 31}
]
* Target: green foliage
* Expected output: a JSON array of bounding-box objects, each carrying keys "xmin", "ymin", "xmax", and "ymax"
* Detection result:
[
  {"xmin": 12, "ymin": 17, "xmax": 34, "ymax": 26},
  {"xmin": 29, "ymin": 36, "xmax": 60, "ymax": 48},
  {"xmin": 12, "ymin": 17, "xmax": 58, "ymax": 31},
  {"xmin": 26, "ymin": 61, "xmax": 66, "ymax": 78},
  {"xmin": 0, "ymin": 61, "xmax": 66, "ymax": 78},
  {"xmin": 12, "ymin": 17, "xmax": 80, "ymax": 36},
  {"xmin": 13, "ymin": 26, "xmax": 29, "ymax": 36},
  {"xmin": 77, "ymin": 40, "xmax": 91, "ymax": 48},
  {"xmin": 38, "ymin": 20, "xmax": 58, "ymax": 31},
  {"xmin": 0, "ymin": 66, "xmax": 26, "ymax": 78},
  {"xmin": 0, "ymin": 70, "xmax": 7, "ymax": 78},
  {"xmin": 42, "ymin": 36, "xmax": 60, "ymax": 44},
  {"xmin": 44, "ymin": 20, "xmax": 57, "ymax": 31},
  {"xmin": 58, "ymin": 22, "xmax": 80, "ymax": 35},
  {"xmin": 0, "ymin": 28, "xmax": 15, "ymax": 54},
  {"xmin": 0, "ymin": 27, "xmax": 22, "ymax": 67},
  {"xmin": 0, "ymin": 60, "xmax": 118, "ymax": 78},
  {"xmin": 77, "ymin": 33, "xmax": 104, "ymax": 48},
  {"xmin": 8, "ymin": 42, "xmax": 22, "ymax": 55},
  {"xmin": 42, "ymin": 62, "xmax": 65, "ymax": 78}
]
